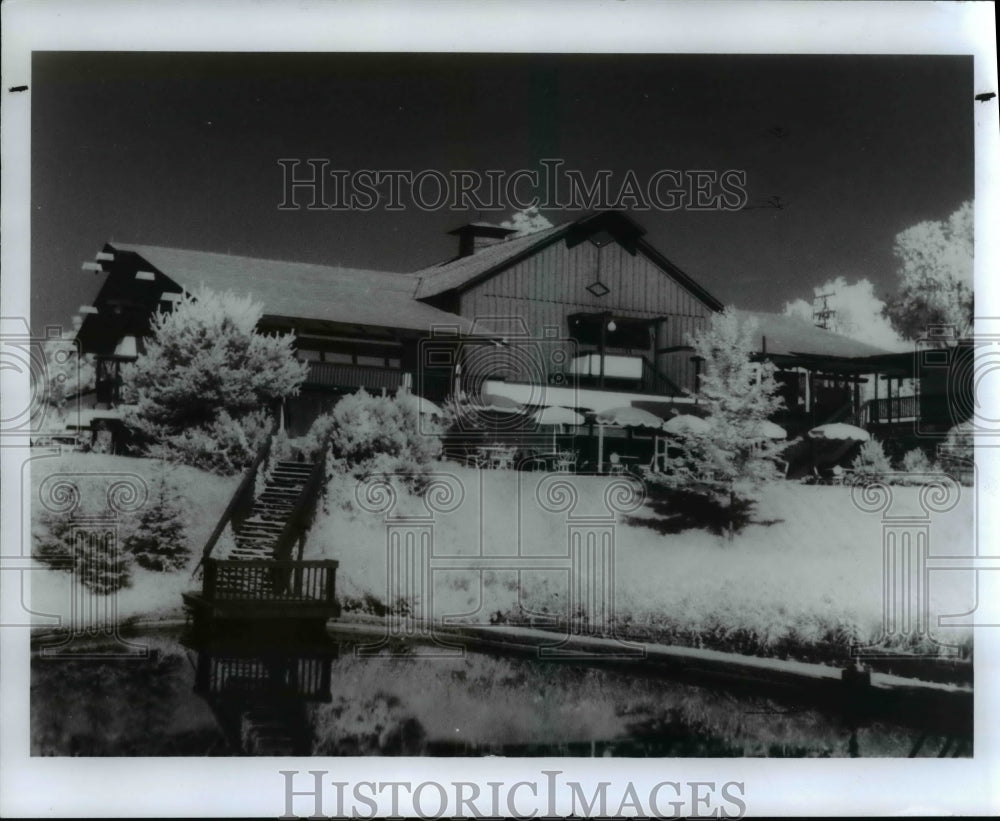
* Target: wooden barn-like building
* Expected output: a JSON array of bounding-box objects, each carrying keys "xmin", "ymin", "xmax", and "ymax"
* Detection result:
[{"xmin": 72, "ymin": 210, "xmax": 965, "ymax": 451}]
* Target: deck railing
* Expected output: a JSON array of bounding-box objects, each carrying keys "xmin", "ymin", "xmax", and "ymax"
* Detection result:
[
  {"xmin": 195, "ymin": 653, "xmax": 334, "ymax": 699},
  {"xmin": 305, "ymin": 361, "xmax": 405, "ymax": 393},
  {"xmin": 203, "ymin": 558, "xmax": 338, "ymax": 604},
  {"xmin": 867, "ymin": 394, "xmax": 919, "ymax": 425}
]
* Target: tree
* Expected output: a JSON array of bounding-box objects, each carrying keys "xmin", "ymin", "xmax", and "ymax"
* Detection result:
[
  {"xmin": 500, "ymin": 206, "xmax": 553, "ymax": 236},
  {"xmin": 651, "ymin": 308, "xmax": 785, "ymax": 537},
  {"xmin": 121, "ymin": 287, "xmax": 307, "ymax": 473},
  {"xmin": 123, "ymin": 463, "xmax": 190, "ymax": 572},
  {"xmin": 883, "ymin": 201, "xmax": 973, "ymax": 341},
  {"xmin": 783, "ymin": 277, "xmax": 906, "ymax": 351}
]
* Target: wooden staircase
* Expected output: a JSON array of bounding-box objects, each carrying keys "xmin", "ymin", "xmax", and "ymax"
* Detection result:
[
  {"xmin": 183, "ymin": 430, "xmax": 339, "ymax": 756},
  {"xmin": 226, "ymin": 460, "xmax": 316, "ymax": 561}
]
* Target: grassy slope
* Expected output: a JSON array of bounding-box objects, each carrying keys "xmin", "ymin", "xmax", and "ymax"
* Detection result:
[
  {"xmin": 28, "ymin": 452, "xmax": 239, "ymax": 626},
  {"xmin": 308, "ymin": 467, "xmax": 975, "ymax": 660},
  {"xmin": 28, "ymin": 454, "xmax": 975, "ymax": 660}
]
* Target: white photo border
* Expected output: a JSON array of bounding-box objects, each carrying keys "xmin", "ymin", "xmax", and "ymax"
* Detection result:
[{"xmin": 2, "ymin": 0, "xmax": 998, "ymax": 817}]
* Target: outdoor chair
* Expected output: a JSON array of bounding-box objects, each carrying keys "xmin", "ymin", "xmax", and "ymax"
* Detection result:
[{"xmin": 554, "ymin": 451, "xmax": 577, "ymax": 473}]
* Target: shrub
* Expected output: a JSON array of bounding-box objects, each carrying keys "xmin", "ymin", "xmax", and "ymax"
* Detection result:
[
  {"xmin": 34, "ymin": 510, "xmax": 133, "ymax": 594},
  {"xmin": 900, "ymin": 447, "xmax": 933, "ymax": 474},
  {"xmin": 122, "ymin": 465, "xmax": 190, "ymax": 572},
  {"xmin": 851, "ymin": 438, "xmax": 892, "ymax": 477},
  {"xmin": 304, "ymin": 390, "xmax": 443, "ymax": 495},
  {"xmin": 942, "ymin": 421, "xmax": 974, "ymax": 463},
  {"xmin": 144, "ymin": 408, "xmax": 273, "ymax": 476},
  {"xmin": 73, "ymin": 521, "xmax": 133, "ymax": 594},
  {"xmin": 34, "ymin": 510, "xmax": 77, "ymax": 569}
]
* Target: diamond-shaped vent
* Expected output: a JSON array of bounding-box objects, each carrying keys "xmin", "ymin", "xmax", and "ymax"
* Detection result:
[{"xmin": 586, "ymin": 280, "xmax": 610, "ymax": 297}]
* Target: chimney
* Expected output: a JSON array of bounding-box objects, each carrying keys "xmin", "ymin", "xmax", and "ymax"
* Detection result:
[{"xmin": 448, "ymin": 223, "xmax": 518, "ymax": 258}]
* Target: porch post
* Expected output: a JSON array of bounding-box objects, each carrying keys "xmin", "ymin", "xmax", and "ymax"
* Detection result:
[
  {"xmin": 599, "ymin": 316, "xmax": 607, "ymax": 389},
  {"xmin": 874, "ymin": 372, "xmax": 879, "ymax": 424}
]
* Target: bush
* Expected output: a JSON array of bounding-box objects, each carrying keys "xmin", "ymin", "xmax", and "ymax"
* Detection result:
[
  {"xmin": 942, "ymin": 421, "xmax": 974, "ymax": 463},
  {"xmin": 34, "ymin": 509, "xmax": 133, "ymax": 595},
  {"xmin": 34, "ymin": 510, "xmax": 77, "ymax": 569},
  {"xmin": 851, "ymin": 438, "xmax": 892, "ymax": 477},
  {"xmin": 143, "ymin": 408, "xmax": 273, "ymax": 476},
  {"xmin": 900, "ymin": 448, "xmax": 933, "ymax": 474},
  {"xmin": 74, "ymin": 522, "xmax": 133, "ymax": 594},
  {"xmin": 304, "ymin": 390, "xmax": 443, "ymax": 494}
]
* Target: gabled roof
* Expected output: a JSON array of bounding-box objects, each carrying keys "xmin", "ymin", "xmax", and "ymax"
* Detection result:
[
  {"xmin": 735, "ymin": 310, "xmax": 897, "ymax": 360},
  {"xmin": 107, "ymin": 242, "xmax": 487, "ymax": 335},
  {"xmin": 413, "ymin": 223, "xmax": 566, "ymax": 297},
  {"xmin": 412, "ymin": 211, "xmax": 725, "ymax": 311}
]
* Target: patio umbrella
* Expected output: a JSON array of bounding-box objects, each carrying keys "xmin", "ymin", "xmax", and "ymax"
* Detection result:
[
  {"xmin": 662, "ymin": 414, "xmax": 711, "ymax": 435},
  {"xmin": 808, "ymin": 423, "xmax": 870, "ymax": 442},
  {"xmin": 473, "ymin": 393, "xmax": 524, "ymax": 413},
  {"xmin": 593, "ymin": 406, "xmax": 665, "ymax": 473},
  {"xmin": 466, "ymin": 392, "xmax": 525, "ymax": 440},
  {"xmin": 531, "ymin": 406, "xmax": 585, "ymax": 450},
  {"xmin": 595, "ymin": 406, "xmax": 666, "ymax": 429},
  {"xmin": 403, "ymin": 395, "xmax": 445, "ymax": 418},
  {"xmin": 753, "ymin": 420, "xmax": 787, "ymax": 440}
]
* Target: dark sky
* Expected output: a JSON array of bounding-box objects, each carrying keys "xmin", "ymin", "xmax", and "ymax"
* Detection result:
[{"xmin": 30, "ymin": 52, "xmax": 973, "ymax": 333}]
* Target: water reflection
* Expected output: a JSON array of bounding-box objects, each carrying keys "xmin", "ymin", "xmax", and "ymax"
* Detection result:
[
  {"xmin": 182, "ymin": 623, "xmax": 337, "ymax": 756},
  {"xmin": 31, "ymin": 628, "xmax": 968, "ymax": 758}
]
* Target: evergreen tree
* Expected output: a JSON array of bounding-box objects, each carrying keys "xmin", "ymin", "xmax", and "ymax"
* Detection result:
[
  {"xmin": 652, "ymin": 308, "xmax": 786, "ymax": 537},
  {"xmin": 124, "ymin": 463, "xmax": 190, "ymax": 572},
  {"xmin": 121, "ymin": 287, "xmax": 307, "ymax": 473}
]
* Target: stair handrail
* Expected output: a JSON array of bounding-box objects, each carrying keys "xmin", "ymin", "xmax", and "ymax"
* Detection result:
[
  {"xmin": 272, "ymin": 457, "xmax": 326, "ymax": 564},
  {"xmin": 273, "ymin": 456, "xmax": 327, "ymax": 565},
  {"xmin": 192, "ymin": 423, "xmax": 276, "ymax": 577}
]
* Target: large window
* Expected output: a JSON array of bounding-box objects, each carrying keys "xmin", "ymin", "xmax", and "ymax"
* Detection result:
[{"xmin": 296, "ymin": 345, "xmax": 402, "ymax": 369}]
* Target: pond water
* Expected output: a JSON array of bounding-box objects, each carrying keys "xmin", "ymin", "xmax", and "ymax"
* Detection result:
[{"xmin": 31, "ymin": 625, "xmax": 960, "ymax": 758}]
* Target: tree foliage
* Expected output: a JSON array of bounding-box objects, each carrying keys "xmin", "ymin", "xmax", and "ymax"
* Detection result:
[
  {"xmin": 500, "ymin": 206, "xmax": 553, "ymax": 236},
  {"xmin": 122, "ymin": 463, "xmax": 190, "ymax": 572},
  {"xmin": 304, "ymin": 389, "xmax": 444, "ymax": 495},
  {"xmin": 121, "ymin": 287, "xmax": 307, "ymax": 473},
  {"xmin": 651, "ymin": 308, "xmax": 786, "ymax": 536},
  {"xmin": 884, "ymin": 201, "xmax": 974, "ymax": 341}
]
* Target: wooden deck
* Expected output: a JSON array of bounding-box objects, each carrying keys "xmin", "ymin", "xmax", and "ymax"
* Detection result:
[{"xmin": 183, "ymin": 558, "xmax": 340, "ymax": 622}]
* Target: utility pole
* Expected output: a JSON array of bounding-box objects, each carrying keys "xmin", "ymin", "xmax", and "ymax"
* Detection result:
[{"xmin": 813, "ymin": 292, "xmax": 836, "ymax": 330}]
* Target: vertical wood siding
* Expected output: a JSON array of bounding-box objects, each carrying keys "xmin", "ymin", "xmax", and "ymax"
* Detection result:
[{"xmin": 458, "ymin": 239, "xmax": 715, "ymax": 393}]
